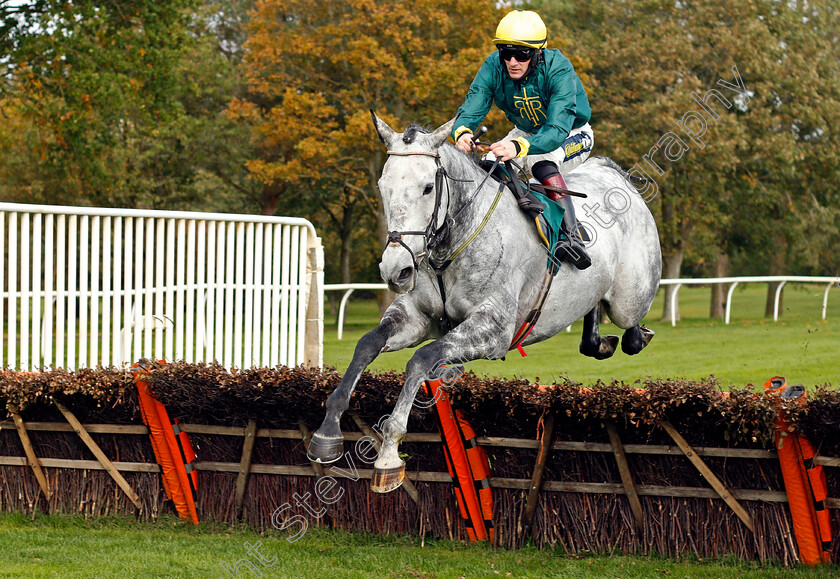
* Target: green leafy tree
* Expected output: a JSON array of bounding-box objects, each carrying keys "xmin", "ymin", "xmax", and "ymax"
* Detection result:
[
  {"xmin": 1, "ymin": 1, "xmax": 198, "ymax": 206},
  {"xmin": 0, "ymin": 0, "xmax": 259, "ymax": 212},
  {"xmin": 532, "ymin": 0, "xmax": 840, "ymax": 320},
  {"xmin": 173, "ymin": 0, "xmax": 265, "ymax": 214}
]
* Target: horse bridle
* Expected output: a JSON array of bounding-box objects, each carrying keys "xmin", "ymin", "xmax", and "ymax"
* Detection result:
[
  {"xmin": 384, "ymin": 150, "xmax": 502, "ymax": 266},
  {"xmin": 384, "ymin": 149, "xmax": 504, "ymax": 333},
  {"xmin": 384, "ymin": 151, "xmax": 455, "ymax": 270}
]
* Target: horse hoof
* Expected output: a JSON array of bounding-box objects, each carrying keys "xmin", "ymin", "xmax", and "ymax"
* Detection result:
[
  {"xmin": 579, "ymin": 334, "xmax": 618, "ymax": 359},
  {"xmin": 595, "ymin": 335, "xmax": 619, "ymax": 360},
  {"xmin": 306, "ymin": 433, "xmax": 344, "ymax": 464},
  {"xmin": 621, "ymin": 326, "xmax": 655, "ymax": 355},
  {"xmin": 371, "ymin": 462, "xmax": 406, "ymax": 493}
]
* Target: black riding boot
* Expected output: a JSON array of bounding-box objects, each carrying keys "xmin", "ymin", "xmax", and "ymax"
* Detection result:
[
  {"xmin": 556, "ymin": 194, "xmax": 592, "ymax": 270},
  {"xmin": 534, "ymin": 164, "xmax": 592, "ymax": 270}
]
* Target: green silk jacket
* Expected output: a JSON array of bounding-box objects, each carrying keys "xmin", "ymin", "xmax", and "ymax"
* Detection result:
[{"xmin": 452, "ymin": 49, "xmax": 591, "ymax": 156}]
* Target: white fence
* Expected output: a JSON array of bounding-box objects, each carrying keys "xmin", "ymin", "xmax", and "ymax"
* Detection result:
[
  {"xmin": 326, "ymin": 276, "xmax": 840, "ymax": 338},
  {"xmin": 663, "ymin": 276, "xmax": 840, "ymax": 326},
  {"xmin": 0, "ymin": 203, "xmax": 324, "ymax": 371}
]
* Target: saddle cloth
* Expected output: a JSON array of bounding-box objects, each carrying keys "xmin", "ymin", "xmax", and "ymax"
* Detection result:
[{"xmin": 481, "ymin": 161, "xmax": 565, "ymax": 269}]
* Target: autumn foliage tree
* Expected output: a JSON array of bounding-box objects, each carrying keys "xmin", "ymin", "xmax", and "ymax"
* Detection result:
[{"xmin": 230, "ymin": 0, "xmax": 502, "ymax": 284}]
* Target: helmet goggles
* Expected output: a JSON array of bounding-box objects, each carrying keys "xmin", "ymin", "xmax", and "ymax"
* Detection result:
[{"xmin": 498, "ymin": 44, "xmax": 536, "ymax": 62}]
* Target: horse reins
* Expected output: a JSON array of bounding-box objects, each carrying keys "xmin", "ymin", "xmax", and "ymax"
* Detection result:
[
  {"xmin": 384, "ymin": 150, "xmax": 506, "ymax": 333},
  {"xmin": 384, "ymin": 149, "xmax": 551, "ymax": 348}
]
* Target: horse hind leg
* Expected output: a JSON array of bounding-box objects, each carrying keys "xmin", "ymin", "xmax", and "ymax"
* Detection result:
[
  {"xmin": 579, "ymin": 303, "xmax": 619, "ymax": 360},
  {"xmin": 621, "ymin": 324, "xmax": 655, "ymax": 355}
]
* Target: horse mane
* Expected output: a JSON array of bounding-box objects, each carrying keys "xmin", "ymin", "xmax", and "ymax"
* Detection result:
[
  {"xmin": 439, "ymin": 141, "xmax": 487, "ymax": 181},
  {"xmin": 402, "ymin": 124, "xmax": 430, "ymax": 144},
  {"xmin": 588, "ymin": 156, "xmax": 648, "ymax": 188},
  {"xmin": 398, "ymin": 123, "xmax": 487, "ymax": 182}
]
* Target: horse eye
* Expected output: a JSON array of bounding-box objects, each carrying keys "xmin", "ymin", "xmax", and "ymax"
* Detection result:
[{"xmin": 423, "ymin": 184, "xmax": 434, "ymax": 195}]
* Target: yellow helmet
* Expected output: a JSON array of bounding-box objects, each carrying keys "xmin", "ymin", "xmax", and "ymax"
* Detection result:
[{"xmin": 493, "ymin": 10, "xmax": 547, "ymax": 49}]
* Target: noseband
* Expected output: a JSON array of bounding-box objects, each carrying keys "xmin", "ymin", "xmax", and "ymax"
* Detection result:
[{"xmin": 384, "ymin": 151, "xmax": 455, "ymax": 270}]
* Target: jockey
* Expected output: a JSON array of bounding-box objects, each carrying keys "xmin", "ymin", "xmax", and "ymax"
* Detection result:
[{"xmin": 452, "ymin": 9, "xmax": 594, "ymax": 270}]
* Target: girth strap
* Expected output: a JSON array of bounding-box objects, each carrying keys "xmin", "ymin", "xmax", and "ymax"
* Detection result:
[
  {"xmin": 509, "ymin": 270, "xmax": 554, "ymax": 356},
  {"xmin": 435, "ymin": 274, "xmax": 452, "ymax": 335}
]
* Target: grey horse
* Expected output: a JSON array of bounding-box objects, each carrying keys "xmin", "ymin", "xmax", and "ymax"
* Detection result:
[{"xmin": 308, "ymin": 114, "xmax": 662, "ymax": 493}]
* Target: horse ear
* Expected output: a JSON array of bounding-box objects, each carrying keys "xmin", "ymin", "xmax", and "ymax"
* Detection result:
[
  {"xmin": 371, "ymin": 110, "xmax": 397, "ymax": 148},
  {"xmin": 430, "ymin": 118, "xmax": 457, "ymax": 148}
]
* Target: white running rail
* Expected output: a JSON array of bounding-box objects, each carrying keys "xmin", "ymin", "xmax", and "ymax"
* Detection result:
[
  {"xmin": 663, "ymin": 276, "xmax": 840, "ymax": 326},
  {"xmin": 326, "ymin": 277, "xmax": 840, "ymax": 338},
  {"xmin": 0, "ymin": 203, "xmax": 324, "ymax": 371}
]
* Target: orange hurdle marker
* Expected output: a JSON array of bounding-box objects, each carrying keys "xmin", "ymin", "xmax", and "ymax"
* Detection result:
[
  {"xmin": 425, "ymin": 379, "xmax": 494, "ymax": 542},
  {"xmin": 765, "ymin": 377, "xmax": 832, "ymax": 565},
  {"xmin": 134, "ymin": 361, "xmax": 199, "ymax": 525}
]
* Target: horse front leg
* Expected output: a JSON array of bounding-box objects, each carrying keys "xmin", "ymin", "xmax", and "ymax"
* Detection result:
[
  {"xmin": 308, "ymin": 300, "xmax": 433, "ymax": 464},
  {"xmin": 371, "ymin": 308, "xmax": 510, "ymax": 492}
]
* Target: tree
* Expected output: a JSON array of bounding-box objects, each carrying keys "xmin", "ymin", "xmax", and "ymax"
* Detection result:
[
  {"xmin": 0, "ymin": 0, "xmax": 259, "ymax": 212},
  {"xmin": 0, "ymin": 1, "xmax": 195, "ymax": 206},
  {"xmin": 173, "ymin": 0, "xmax": 265, "ymax": 214},
  {"xmin": 535, "ymin": 0, "xmax": 748, "ymax": 319},
  {"xmin": 532, "ymin": 0, "xmax": 840, "ymax": 320},
  {"xmin": 231, "ymin": 0, "xmax": 503, "ymax": 287}
]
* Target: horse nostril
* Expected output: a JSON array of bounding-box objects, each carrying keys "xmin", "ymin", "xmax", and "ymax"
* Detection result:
[{"xmin": 396, "ymin": 267, "xmax": 413, "ymax": 283}]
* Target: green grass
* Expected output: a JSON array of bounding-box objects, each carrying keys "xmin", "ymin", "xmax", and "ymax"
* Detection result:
[
  {"xmin": 325, "ymin": 283, "xmax": 840, "ymax": 388},
  {"xmin": 0, "ymin": 514, "xmax": 836, "ymax": 578},
  {"xmin": 3, "ymin": 285, "xmax": 838, "ymax": 578}
]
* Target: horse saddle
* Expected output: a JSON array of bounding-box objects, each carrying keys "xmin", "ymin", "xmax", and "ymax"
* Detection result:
[
  {"xmin": 479, "ymin": 159, "xmax": 548, "ymax": 217},
  {"xmin": 479, "ymin": 160, "xmax": 581, "ymax": 273}
]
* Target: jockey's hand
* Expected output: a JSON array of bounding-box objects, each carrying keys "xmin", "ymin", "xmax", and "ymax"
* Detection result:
[
  {"xmin": 489, "ymin": 140, "xmax": 519, "ymax": 161},
  {"xmin": 456, "ymin": 133, "xmax": 476, "ymax": 154}
]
